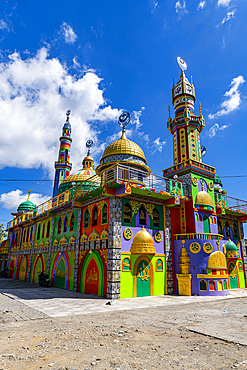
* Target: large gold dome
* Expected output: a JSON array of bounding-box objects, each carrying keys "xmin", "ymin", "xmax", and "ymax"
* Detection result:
[
  {"xmin": 195, "ymin": 191, "xmax": 214, "ymax": 207},
  {"xmin": 207, "ymin": 251, "xmax": 227, "ymax": 269},
  {"xmin": 130, "ymin": 226, "xmax": 156, "ymax": 255},
  {"xmin": 100, "ymin": 131, "xmax": 147, "ymax": 164}
]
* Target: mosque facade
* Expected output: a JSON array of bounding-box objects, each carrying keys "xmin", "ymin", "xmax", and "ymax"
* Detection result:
[{"xmin": 2, "ymin": 59, "xmax": 247, "ymax": 298}]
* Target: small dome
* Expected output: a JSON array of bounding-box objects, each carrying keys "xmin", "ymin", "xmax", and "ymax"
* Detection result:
[
  {"xmin": 63, "ymin": 122, "xmax": 71, "ymax": 130},
  {"xmin": 207, "ymin": 251, "xmax": 227, "ymax": 270},
  {"xmin": 225, "ymin": 239, "xmax": 237, "ymax": 252},
  {"xmin": 100, "ymin": 131, "xmax": 147, "ymax": 164},
  {"xmin": 17, "ymin": 200, "xmax": 35, "ymax": 212},
  {"xmin": 195, "ymin": 191, "xmax": 214, "ymax": 207},
  {"xmin": 130, "ymin": 226, "xmax": 156, "ymax": 255}
]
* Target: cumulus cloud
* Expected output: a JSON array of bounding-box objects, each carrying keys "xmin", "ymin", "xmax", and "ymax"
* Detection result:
[
  {"xmin": 175, "ymin": 1, "xmax": 188, "ymax": 17},
  {"xmin": 217, "ymin": 0, "xmax": 232, "ymax": 6},
  {"xmin": 0, "ymin": 189, "xmax": 50, "ymax": 210},
  {"xmin": 60, "ymin": 22, "xmax": 77, "ymax": 44},
  {"xmin": 0, "ymin": 48, "xmax": 120, "ymax": 177},
  {"xmin": 222, "ymin": 9, "xmax": 236, "ymax": 24},
  {"xmin": 197, "ymin": 1, "xmax": 206, "ymax": 10},
  {"xmin": 208, "ymin": 123, "xmax": 231, "ymax": 138},
  {"xmin": 209, "ymin": 76, "xmax": 245, "ymax": 119}
]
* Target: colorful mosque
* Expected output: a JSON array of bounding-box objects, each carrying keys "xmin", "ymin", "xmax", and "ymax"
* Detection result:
[{"xmin": 1, "ymin": 58, "xmax": 247, "ymax": 298}]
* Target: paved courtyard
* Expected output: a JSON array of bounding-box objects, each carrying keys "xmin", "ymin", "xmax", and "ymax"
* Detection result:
[{"xmin": 1, "ymin": 278, "xmax": 247, "ymax": 369}]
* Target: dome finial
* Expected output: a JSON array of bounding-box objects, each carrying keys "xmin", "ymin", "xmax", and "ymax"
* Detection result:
[
  {"xmin": 118, "ymin": 112, "xmax": 131, "ymax": 133},
  {"xmin": 66, "ymin": 110, "xmax": 71, "ymax": 122},
  {"xmin": 216, "ymin": 240, "xmax": 220, "ymax": 251},
  {"xmin": 27, "ymin": 190, "xmax": 31, "ymax": 200},
  {"xmin": 86, "ymin": 139, "xmax": 94, "ymax": 156}
]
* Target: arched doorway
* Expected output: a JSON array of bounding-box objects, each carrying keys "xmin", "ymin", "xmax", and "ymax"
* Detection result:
[
  {"xmin": 203, "ymin": 215, "xmax": 210, "ymax": 234},
  {"xmin": 55, "ymin": 257, "xmax": 67, "ymax": 289},
  {"xmin": 133, "ymin": 256, "xmax": 154, "ymax": 297},
  {"xmin": 8, "ymin": 257, "xmax": 16, "ymax": 278},
  {"xmin": 228, "ymin": 262, "xmax": 238, "ymax": 289},
  {"xmin": 31, "ymin": 255, "xmax": 44, "ymax": 283},
  {"xmin": 19, "ymin": 257, "xmax": 27, "ymax": 281},
  {"xmin": 84, "ymin": 257, "xmax": 100, "ymax": 295}
]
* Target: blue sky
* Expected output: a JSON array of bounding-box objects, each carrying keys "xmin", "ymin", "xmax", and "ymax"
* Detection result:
[{"xmin": 0, "ymin": 0, "xmax": 246, "ymax": 234}]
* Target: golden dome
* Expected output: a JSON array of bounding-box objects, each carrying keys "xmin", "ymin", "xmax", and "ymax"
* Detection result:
[
  {"xmin": 61, "ymin": 168, "xmax": 99, "ymax": 184},
  {"xmin": 130, "ymin": 226, "xmax": 156, "ymax": 255},
  {"xmin": 101, "ymin": 131, "xmax": 147, "ymax": 164},
  {"xmin": 207, "ymin": 251, "xmax": 227, "ymax": 270},
  {"xmin": 195, "ymin": 191, "xmax": 214, "ymax": 207}
]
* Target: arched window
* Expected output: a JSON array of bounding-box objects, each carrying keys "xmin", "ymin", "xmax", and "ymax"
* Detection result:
[
  {"xmin": 23, "ymin": 229, "xmax": 26, "ymax": 243},
  {"xmin": 63, "ymin": 216, "xmax": 68, "ymax": 233},
  {"xmin": 199, "ymin": 280, "xmax": 207, "ymax": 291},
  {"xmin": 218, "ymin": 220, "xmax": 223, "ymax": 235},
  {"xmin": 199, "ymin": 214, "xmax": 203, "ymax": 222},
  {"xmin": 223, "ymin": 280, "xmax": 228, "ymax": 290},
  {"xmin": 209, "ymin": 280, "xmax": 216, "ymax": 291},
  {"xmin": 65, "ymin": 149, "xmax": 68, "ymax": 162},
  {"xmin": 37, "ymin": 224, "xmax": 41, "ymax": 240},
  {"xmin": 92, "ymin": 206, "xmax": 98, "ymax": 226},
  {"xmin": 213, "ymin": 217, "xmax": 217, "ymax": 225},
  {"xmin": 203, "ymin": 215, "xmax": 210, "ymax": 234},
  {"xmin": 70, "ymin": 214, "xmax": 75, "ymax": 232},
  {"xmin": 102, "ymin": 203, "xmax": 108, "ymax": 224},
  {"xmin": 26, "ymin": 228, "xmax": 29, "ymax": 243},
  {"xmin": 195, "ymin": 213, "xmax": 199, "ymax": 222},
  {"xmin": 124, "ymin": 203, "xmax": 132, "ymax": 224},
  {"xmin": 210, "ymin": 217, "xmax": 213, "ymax": 224},
  {"xmin": 233, "ymin": 222, "xmax": 238, "ymax": 239},
  {"xmin": 153, "ymin": 208, "xmax": 160, "ymax": 227},
  {"xmin": 57, "ymin": 218, "xmax": 62, "ymax": 234},
  {"xmin": 46, "ymin": 221, "xmax": 50, "ymax": 238},
  {"xmin": 225, "ymin": 222, "xmax": 231, "ymax": 238},
  {"xmin": 84, "ymin": 209, "xmax": 89, "ymax": 228},
  {"xmin": 217, "ymin": 281, "xmax": 223, "ymax": 291},
  {"xmin": 139, "ymin": 205, "xmax": 146, "ymax": 226},
  {"xmin": 30, "ymin": 227, "xmax": 33, "ymax": 241},
  {"xmin": 41, "ymin": 224, "xmax": 45, "ymax": 239},
  {"xmin": 16, "ymin": 231, "xmax": 20, "ymax": 245}
]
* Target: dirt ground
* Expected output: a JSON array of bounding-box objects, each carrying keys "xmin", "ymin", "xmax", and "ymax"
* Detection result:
[{"xmin": 0, "ymin": 292, "xmax": 247, "ymax": 370}]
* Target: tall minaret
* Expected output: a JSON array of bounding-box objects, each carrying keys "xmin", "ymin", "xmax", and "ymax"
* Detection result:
[
  {"xmin": 167, "ymin": 57, "xmax": 205, "ymax": 166},
  {"xmin": 53, "ymin": 110, "xmax": 73, "ymax": 197}
]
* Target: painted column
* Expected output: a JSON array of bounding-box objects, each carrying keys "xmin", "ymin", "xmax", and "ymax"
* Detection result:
[
  {"xmin": 239, "ymin": 222, "xmax": 247, "ymax": 286},
  {"xmin": 107, "ymin": 197, "xmax": 122, "ymax": 299},
  {"xmin": 27, "ymin": 223, "xmax": 37, "ymax": 281},
  {"xmin": 14, "ymin": 228, "xmax": 23, "ymax": 279},
  {"xmin": 73, "ymin": 209, "xmax": 81, "ymax": 291},
  {"xmin": 165, "ymin": 207, "xmax": 173, "ymax": 294},
  {"xmin": 46, "ymin": 217, "xmax": 55, "ymax": 275}
]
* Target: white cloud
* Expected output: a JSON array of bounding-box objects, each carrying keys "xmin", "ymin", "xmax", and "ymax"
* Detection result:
[
  {"xmin": 222, "ymin": 9, "xmax": 236, "ymax": 24},
  {"xmin": 0, "ymin": 20, "xmax": 9, "ymax": 31},
  {"xmin": 151, "ymin": 1, "xmax": 158, "ymax": 12},
  {"xmin": 0, "ymin": 189, "xmax": 50, "ymax": 210},
  {"xmin": 209, "ymin": 76, "xmax": 245, "ymax": 119},
  {"xmin": 60, "ymin": 22, "xmax": 77, "ymax": 44},
  {"xmin": 175, "ymin": 1, "xmax": 188, "ymax": 17},
  {"xmin": 197, "ymin": 1, "xmax": 206, "ymax": 10},
  {"xmin": 0, "ymin": 48, "xmax": 120, "ymax": 178},
  {"xmin": 217, "ymin": 0, "xmax": 232, "ymax": 6},
  {"xmin": 208, "ymin": 123, "xmax": 231, "ymax": 138},
  {"xmin": 152, "ymin": 137, "xmax": 167, "ymax": 154}
]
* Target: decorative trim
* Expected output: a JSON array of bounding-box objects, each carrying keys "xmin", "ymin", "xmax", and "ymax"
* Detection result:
[
  {"xmin": 154, "ymin": 231, "xmax": 162, "ymax": 243},
  {"xmin": 203, "ymin": 242, "xmax": 213, "ymax": 254},
  {"xmin": 189, "ymin": 242, "xmax": 201, "ymax": 254},
  {"xmin": 124, "ymin": 228, "xmax": 132, "ymax": 240},
  {"xmin": 122, "ymin": 256, "xmax": 131, "ymax": 271}
]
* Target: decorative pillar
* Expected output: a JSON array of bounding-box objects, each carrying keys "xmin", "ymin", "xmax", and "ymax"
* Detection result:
[
  {"xmin": 176, "ymin": 241, "xmax": 192, "ymax": 296},
  {"xmin": 27, "ymin": 223, "xmax": 37, "ymax": 281},
  {"xmin": 107, "ymin": 197, "xmax": 122, "ymax": 299},
  {"xmin": 165, "ymin": 207, "xmax": 173, "ymax": 294},
  {"xmin": 46, "ymin": 217, "xmax": 55, "ymax": 275},
  {"xmin": 73, "ymin": 209, "xmax": 81, "ymax": 291}
]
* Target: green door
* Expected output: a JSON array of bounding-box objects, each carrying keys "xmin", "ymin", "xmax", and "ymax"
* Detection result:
[
  {"xmin": 228, "ymin": 262, "xmax": 238, "ymax": 289},
  {"xmin": 55, "ymin": 258, "xmax": 66, "ymax": 289},
  {"xmin": 203, "ymin": 215, "xmax": 210, "ymax": 234},
  {"xmin": 136, "ymin": 260, "xmax": 151, "ymax": 297}
]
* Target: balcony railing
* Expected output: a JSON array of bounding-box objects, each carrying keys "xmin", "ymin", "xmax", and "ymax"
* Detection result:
[
  {"xmin": 7, "ymin": 164, "xmax": 187, "ymax": 229},
  {"xmin": 225, "ymin": 196, "xmax": 247, "ymax": 213},
  {"xmin": 174, "ymin": 233, "xmax": 224, "ymax": 241}
]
